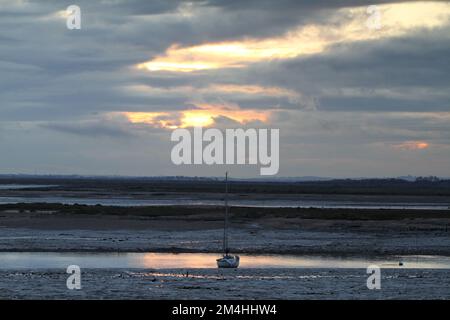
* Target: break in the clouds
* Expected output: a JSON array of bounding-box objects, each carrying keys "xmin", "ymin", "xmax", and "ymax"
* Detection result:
[{"xmin": 0, "ymin": 0, "xmax": 449, "ymax": 177}]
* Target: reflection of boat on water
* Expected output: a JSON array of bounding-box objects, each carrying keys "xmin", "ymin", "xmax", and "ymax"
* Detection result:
[{"xmin": 217, "ymin": 172, "xmax": 240, "ymax": 269}]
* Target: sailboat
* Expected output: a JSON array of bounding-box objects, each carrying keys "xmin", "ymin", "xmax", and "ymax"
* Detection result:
[{"xmin": 216, "ymin": 172, "xmax": 240, "ymax": 268}]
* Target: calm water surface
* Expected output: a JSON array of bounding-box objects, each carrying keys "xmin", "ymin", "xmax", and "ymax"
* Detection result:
[
  {"xmin": 0, "ymin": 184, "xmax": 57, "ymax": 190},
  {"xmin": 0, "ymin": 252, "xmax": 449, "ymax": 269},
  {"xmin": 0, "ymin": 196, "xmax": 449, "ymax": 210}
]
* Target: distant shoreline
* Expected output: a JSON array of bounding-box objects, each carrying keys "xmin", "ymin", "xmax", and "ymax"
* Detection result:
[{"xmin": 2, "ymin": 176, "xmax": 450, "ymax": 196}]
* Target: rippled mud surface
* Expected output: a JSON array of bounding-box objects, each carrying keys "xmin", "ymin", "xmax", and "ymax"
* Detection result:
[{"xmin": 1, "ymin": 268, "xmax": 449, "ymax": 299}]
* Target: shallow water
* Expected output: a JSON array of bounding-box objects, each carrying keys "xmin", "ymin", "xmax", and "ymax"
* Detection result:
[
  {"xmin": 0, "ymin": 252, "xmax": 449, "ymax": 269},
  {"xmin": 0, "ymin": 196, "xmax": 449, "ymax": 210},
  {"xmin": 0, "ymin": 184, "xmax": 57, "ymax": 190}
]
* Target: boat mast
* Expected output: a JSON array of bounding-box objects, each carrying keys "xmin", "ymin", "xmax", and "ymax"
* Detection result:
[{"xmin": 223, "ymin": 172, "xmax": 229, "ymax": 255}]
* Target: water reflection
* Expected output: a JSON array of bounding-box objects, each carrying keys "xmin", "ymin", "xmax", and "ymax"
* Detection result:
[
  {"xmin": 0, "ymin": 252, "xmax": 449, "ymax": 269},
  {"xmin": 0, "ymin": 196, "xmax": 448, "ymax": 210},
  {"xmin": 0, "ymin": 184, "xmax": 57, "ymax": 190},
  {"xmin": 137, "ymin": 253, "xmax": 214, "ymax": 269}
]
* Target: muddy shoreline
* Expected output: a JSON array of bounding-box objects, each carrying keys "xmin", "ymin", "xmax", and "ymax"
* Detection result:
[
  {"xmin": 1, "ymin": 204, "xmax": 449, "ymax": 256},
  {"xmin": 2, "ymin": 268, "xmax": 449, "ymax": 299}
]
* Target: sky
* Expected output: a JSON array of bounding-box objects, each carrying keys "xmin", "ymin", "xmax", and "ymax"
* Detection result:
[{"xmin": 0, "ymin": 0, "xmax": 449, "ymax": 178}]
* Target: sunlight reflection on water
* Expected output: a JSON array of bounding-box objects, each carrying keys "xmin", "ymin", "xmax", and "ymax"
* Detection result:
[{"xmin": 0, "ymin": 252, "xmax": 449, "ymax": 269}]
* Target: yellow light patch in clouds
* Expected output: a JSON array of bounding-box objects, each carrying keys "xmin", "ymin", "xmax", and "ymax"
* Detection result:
[
  {"xmin": 137, "ymin": 2, "xmax": 450, "ymax": 72},
  {"xmin": 119, "ymin": 104, "xmax": 271, "ymax": 129},
  {"xmin": 125, "ymin": 83, "xmax": 299, "ymax": 99},
  {"xmin": 208, "ymin": 84, "xmax": 299, "ymax": 98},
  {"xmin": 392, "ymin": 141, "xmax": 430, "ymax": 150},
  {"xmin": 122, "ymin": 112, "xmax": 179, "ymax": 129},
  {"xmin": 179, "ymin": 110, "xmax": 216, "ymax": 127}
]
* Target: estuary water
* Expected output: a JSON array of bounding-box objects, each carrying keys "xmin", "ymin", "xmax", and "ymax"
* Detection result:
[
  {"xmin": 0, "ymin": 196, "xmax": 449, "ymax": 210},
  {"xmin": 0, "ymin": 252, "xmax": 449, "ymax": 269}
]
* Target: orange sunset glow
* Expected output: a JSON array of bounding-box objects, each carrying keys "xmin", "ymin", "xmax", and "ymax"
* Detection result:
[
  {"xmin": 124, "ymin": 83, "xmax": 299, "ymax": 99},
  {"xmin": 136, "ymin": 2, "xmax": 450, "ymax": 73},
  {"xmin": 392, "ymin": 141, "xmax": 430, "ymax": 150},
  {"xmin": 119, "ymin": 105, "xmax": 271, "ymax": 129}
]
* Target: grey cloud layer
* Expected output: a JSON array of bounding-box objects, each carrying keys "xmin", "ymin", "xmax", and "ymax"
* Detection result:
[{"xmin": 0, "ymin": 0, "xmax": 449, "ymax": 176}]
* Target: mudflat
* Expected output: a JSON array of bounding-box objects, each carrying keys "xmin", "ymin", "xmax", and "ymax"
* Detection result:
[
  {"xmin": 2, "ymin": 268, "xmax": 449, "ymax": 299},
  {"xmin": 1, "ymin": 204, "xmax": 449, "ymax": 255}
]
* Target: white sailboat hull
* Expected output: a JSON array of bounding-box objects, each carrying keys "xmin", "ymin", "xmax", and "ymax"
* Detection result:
[{"xmin": 217, "ymin": 255, "xmax": 240, "ymax": 268}]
